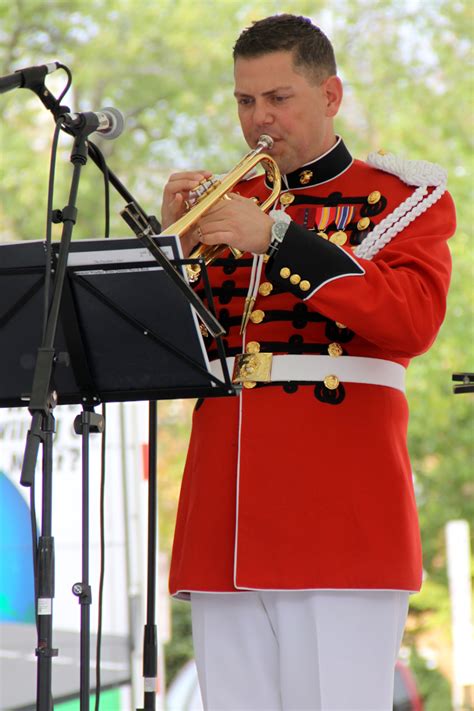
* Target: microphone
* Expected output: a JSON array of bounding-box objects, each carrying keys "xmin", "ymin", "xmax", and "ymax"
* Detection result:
[
  {"xmin": 62, "ymin": 107, "xmax": 125, "ymax": 140},
  {"xmin": 0, "ymin": 62, "xmax": 61, "ymax": 95}
]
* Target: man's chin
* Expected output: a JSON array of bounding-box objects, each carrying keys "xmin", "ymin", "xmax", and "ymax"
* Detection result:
[
  {"xmin": 274, "ymin": 156, "xmax": 299, "ymax": 176},
  {"xmin": 254, "ymin": 141, "xmax": 298, "ymax": 175}
]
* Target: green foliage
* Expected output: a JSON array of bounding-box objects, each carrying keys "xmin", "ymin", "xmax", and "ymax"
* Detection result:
[
  {"xmin": 1, "ymin": 0, "xmax": 472, "ymax": 703},
  {"xmin": 408, "ymin": 577, "xmax": 452, "ymax": 639},
  {"xmin": 163, "ymin": 598, "xmax": 194, "ymax": 687},
  {"xmin": 408, "ymin": 647, "xmax": 452, "ymax": 711},
  {"xmin": 157, "ymin": 399, "xmax": 194, "ymax": 551}
]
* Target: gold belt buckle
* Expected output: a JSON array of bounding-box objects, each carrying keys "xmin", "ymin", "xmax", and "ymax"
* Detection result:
[{"xmin": 232, "ymin": 352, "xmax": 273, "ymax": 386}]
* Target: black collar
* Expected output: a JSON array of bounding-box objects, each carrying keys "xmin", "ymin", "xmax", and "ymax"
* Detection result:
[{"xmin": 265, "ymin": 136, "xmax": 353, "ymax": 190}]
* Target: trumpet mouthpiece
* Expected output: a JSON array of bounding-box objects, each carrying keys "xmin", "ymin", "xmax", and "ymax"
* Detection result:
[{"xmin": 257, "ymin": 134, "xmax": 274, "ymax": 149}]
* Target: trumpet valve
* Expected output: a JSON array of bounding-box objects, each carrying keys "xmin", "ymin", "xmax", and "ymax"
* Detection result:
[{"xmin": 186, "ymin": 175, "xmax": 221, "ymax": 209}]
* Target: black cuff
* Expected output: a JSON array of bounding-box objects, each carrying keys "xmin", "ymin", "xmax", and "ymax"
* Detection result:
[{"xmin": 265, "ymin": 222, "xmax": 365, "ymax": 299}]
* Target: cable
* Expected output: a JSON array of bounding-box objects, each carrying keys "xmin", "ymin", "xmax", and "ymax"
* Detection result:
[
  {"xmin": 56, "ymin": 64, "xmax": 72, "ymax": 104},
  {"xmin": 95, "ymin": 402, "xmax": 107, "ymax": 711},
  {"xmin": 30, "ymin": 116, "xmax": 62, "ymax": 637},
  {"xmin": 89, "ymin": 138, "xmax": 113, "ymax": 710},
  {"xmin": 88, "ymin": 140, "xmax": 111, "ymax": 239},
  {"xmin": 30, "ymin": 482, "xmax": 39, "ymax": 626},
  {"xmin": 42, "ymin": 119, "xmax": 62, "ymax": 340}
]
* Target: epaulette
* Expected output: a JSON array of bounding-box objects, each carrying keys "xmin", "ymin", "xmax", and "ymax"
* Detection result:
[{"xmin": 354, "ymin": 151, "xmax": 448, "ymax": 260}]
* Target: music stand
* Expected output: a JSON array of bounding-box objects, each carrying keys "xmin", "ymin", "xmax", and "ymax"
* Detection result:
[
  {"xmin": 0, "ymin": 235, "xmax": 235, "ymax": 709},
  {"xmin": 0, "ymin": 236, "xmax": 234, "ymax": 407}
]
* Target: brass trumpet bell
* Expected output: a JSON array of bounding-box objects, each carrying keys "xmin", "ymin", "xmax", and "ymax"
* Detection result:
[{"xmin": 161, "ymin": 134, "xmax": 281, "ymax": 280}]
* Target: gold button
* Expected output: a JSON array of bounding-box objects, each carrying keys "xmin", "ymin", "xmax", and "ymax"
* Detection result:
[
  {"xmin": 368, "ymin": 190, "xmax": 381, "ymax": 205},
  {"xmin": 280, "ymin": 267, "xmax": 291, "ymax": 279},
  {"xmin": 299, "ymin": 169, "xmax": 313, "ymax": 185},
  {"xmin": 328, "ymin": 342, "xmax": 343, "ymax": 357},
  {"xmin": 324, "ymin": 374, "xmax": 340, "ymax": 390},
  {"xmin": 317, "ymin": 231, "xmax": 329, "ymax": 240},
  {"xmin": 250, "ymin": 309, "xmax": 265, "ymax": 324},
  {"xmin": 263, "ymin": 253, "xmax": 270, "ymax": 263},
  {"xmin": 246, "ymin": 341, "xmax": 261, "ymax": 354},
  {"xmin": 258, "ymin": 281, "xmax": 273, "ymax": 296},
  {"xmin": 290, "ymin": 273, "xmax": 301, "ymax": 285},
  {"xmin": 280, "ymin": 193, "xmax": 295, "ymax": 207},
  {"xmin": 243, "ymin": 381, "xmax": 257, "ymax": 389},
  {"xmin": 266, "ymin": 172, "xmax": 274, "ymax": 183},
  {"xmin": 328, "ymin": 343, "xmax": 342, "ymax": 358},
  {"xmin": 357, "ymin": 217, "xmax": 371, "ymax": 231},
  {"xmin": 299, "ymin": 280, "xmax": 311, "ymax": 292},
  {"xmin": 329, "ymin": 230, "xmax": 347, "ymax": 246},
  {"xmin": 335, "ymin": 322, "xmax": 346, "ymax": 329}
]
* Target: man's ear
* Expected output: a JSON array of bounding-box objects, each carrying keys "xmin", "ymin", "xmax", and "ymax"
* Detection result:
[{"xmin": 324, "ymin": 75, "xmax": 343, "ymax": 118}]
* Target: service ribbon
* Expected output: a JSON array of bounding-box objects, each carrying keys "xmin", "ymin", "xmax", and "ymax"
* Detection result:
[
  {"xmin": 335, "ymin": 205, "xmax": 355, "ymax": 229},
  {"xmin": 315, "ymin": 206, "xmax": 336, "ymax": 231}
]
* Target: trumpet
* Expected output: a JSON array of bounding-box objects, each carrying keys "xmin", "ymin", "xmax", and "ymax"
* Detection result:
[{"xmin": 161, "ymin": 134, "xmax": 281, "ymax": 280}]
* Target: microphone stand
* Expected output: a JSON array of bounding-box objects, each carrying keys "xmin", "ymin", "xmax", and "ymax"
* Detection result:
[
  {"xmin": 20, "ymin": 122, "xmax": 103, "ymax": 711},
  {"xmin": 34, "ymin": 411, "xmax": 56, "ymax": 711}
]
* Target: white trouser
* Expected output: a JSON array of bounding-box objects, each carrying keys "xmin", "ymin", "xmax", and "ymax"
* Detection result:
[{"xmin": 191, "ymin": 590, "xmax": 409, "ymax": 711}]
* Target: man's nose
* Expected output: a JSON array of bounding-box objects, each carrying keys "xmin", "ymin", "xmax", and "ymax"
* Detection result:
[{"xmin": 252, "ymin": 102, "xmax": 273, "ymax": 126}]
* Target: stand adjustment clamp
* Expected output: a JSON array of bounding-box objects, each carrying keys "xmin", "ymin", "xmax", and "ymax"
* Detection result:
[
  {"xmin": 60, "ymin": 205, "xmax": 78, "ymax": 224},
  {"xmin": 72, "ymin": 582, "xmax": 92, "ymax": 605},
  {"xmin": 35, "ymin": 645, "xmax": 58, "ymax": 659},
  {"xmin": 73, "ymin": 410, "xmax": 105, "ymax": 434}
]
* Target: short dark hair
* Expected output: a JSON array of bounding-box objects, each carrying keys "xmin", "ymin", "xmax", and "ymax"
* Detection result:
[{"xmin": 233, "ymin": 14, "xmax": 337, "ymax": 84}]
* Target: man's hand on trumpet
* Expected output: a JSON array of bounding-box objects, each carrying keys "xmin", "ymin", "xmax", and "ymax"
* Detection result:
[
  {"xmin": 196, "ymin": 192, "xmax": 274, "ymax": 255},
  {"xmin": 162, "ymin": 170, "xmax": 275, "ymax": 257},
  {"xmin": 161, "ymin": 170, "xmax": 212, "ymax": 256}
]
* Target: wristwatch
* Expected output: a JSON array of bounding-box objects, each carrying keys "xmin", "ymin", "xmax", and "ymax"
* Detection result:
[{"xmin": 266, "ymin": 210, "xmax": 292, "ymax": 258}]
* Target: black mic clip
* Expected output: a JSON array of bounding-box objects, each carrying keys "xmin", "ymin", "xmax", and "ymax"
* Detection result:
[
  {"xmin": 59, "ymin": 107, "xmax": 124, "ymax": 141},
  {"xmin": 60, "ymin": 111, "xmax": 101, "ymax": 138}
]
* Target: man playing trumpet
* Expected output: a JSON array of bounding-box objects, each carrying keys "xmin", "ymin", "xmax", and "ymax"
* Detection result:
[{"xmin": 161, "ymin": 14, "xmax": 455, "ymax": 711}]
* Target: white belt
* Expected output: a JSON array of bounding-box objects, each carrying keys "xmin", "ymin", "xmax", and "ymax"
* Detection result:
[{"xmin": 209, "ymin": 355, "xmax": 406, "ymax": 393}]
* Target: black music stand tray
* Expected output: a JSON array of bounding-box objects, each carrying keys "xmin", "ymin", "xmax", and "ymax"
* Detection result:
[
  {"xmin": 0, "ymin": 236, "xmax": 235, "ymax": 407},
  {"xmin": 0, "ymin": 235, "xmax": 235, "ymax": 711}
]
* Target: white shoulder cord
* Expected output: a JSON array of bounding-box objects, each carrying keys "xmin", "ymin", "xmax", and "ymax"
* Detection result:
[{"xmin": 354, "ymin": 152, "xmax": 448, "ymax": 260}]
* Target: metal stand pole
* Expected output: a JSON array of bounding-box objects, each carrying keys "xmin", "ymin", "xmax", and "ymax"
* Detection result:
[
  {"xmin": 137, "ymin": 401, "xmax": 158, "ymax": 710},
  {"xmin": 73, "ymin": 408, "xmax": 105, "ymax": 710},
  {"xmin": 35, "ymin": 412, "xmax": 58, "ymax": 711}
]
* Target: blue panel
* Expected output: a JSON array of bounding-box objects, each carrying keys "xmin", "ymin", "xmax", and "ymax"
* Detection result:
[{"xmin": 0, "ymin": 471, "xmax": 35, "ymax": 623}]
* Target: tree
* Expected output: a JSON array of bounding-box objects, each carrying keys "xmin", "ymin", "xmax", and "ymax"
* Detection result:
[{"xmin": 1, "ymin": 0, "xmax": 472, "ymax": 698}]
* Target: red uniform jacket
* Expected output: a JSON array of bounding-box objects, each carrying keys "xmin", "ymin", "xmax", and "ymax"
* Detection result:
[{"xmin": 169, "ymin": 138, "xmax": 456, "ymax": 599}]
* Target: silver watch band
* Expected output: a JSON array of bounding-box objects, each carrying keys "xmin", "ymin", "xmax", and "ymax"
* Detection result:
[{"xmin": 267, "ymin": 211, "xmax": 292, "ymax": 257}]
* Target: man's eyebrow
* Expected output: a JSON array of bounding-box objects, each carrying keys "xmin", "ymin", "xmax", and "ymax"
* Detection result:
[{"xmin": 234, "ymin": 86, "xmax": 293, "ymax": 97}]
